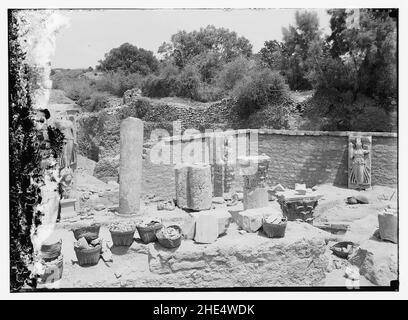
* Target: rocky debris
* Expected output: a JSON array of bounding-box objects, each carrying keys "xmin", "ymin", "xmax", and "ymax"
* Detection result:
[
  {"xmin": 109, "ymin": 220, "xmax": 138, "ymax": 233},
  {"xmin": 344, "ymin": 265, "xmax": 360, "ymax": 281},
  {"xmin": 157, "ymin": 200, "xmax": 176, "ymax": 211},
  {"xmin": 75, "ymin": 237, "xmax": 91, "ymax": 250},
  {"xmin": 349, "ymin": 239, "xmax": 397, "ymax": 286},
  {"xmin": 95, "ymin": 204, "xmax": 105, "ymax": 211},
  {"xmin": 355, "ymin": 194, "xmax": 369, "ymax": 204},
  {"xmin": 94, "ymin": 156, "xmax": 120, "ymax": 183}
]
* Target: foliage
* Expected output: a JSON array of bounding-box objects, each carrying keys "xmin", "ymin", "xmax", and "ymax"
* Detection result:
[
  {"xmin": 62, "ymin": 78, "xmax": 94, "ymax": 104},
  {"xmin": 231, "ymin": 68, "xmax": 290, "ymax": 118},
  {"xmin": 95, "ymin": 71, "xmax": 143, "ymax": 97},
  {"xmin": 259, "ymin": 40, "xmax": 285, "ymax": 70},
  {"xmin": 9, "ymin": 11, "xmax": 63, "ymax": 291},
  {"xmin": 216, "ymin": 56, "xmax": 255, "ymax": 92},
  {"xmin": 97, "ymin": 43, "xmax": 159, "ymax": 75},
  {"xmin": 307, "ymin": 9, "xmax": 397, "ymax": 104},
  {"xmin": 175, "ymin": 64, "xmax": 201, "ymax": 100},
  {"xmin": 158, "ymin": 25, "xmax": 253, "ymax": 73},
  {"xmin": 280, "ymin": 10, "xmax": 322, "ymax": 90},
  {"xmin": 141, "ymin": 62, "xmax": 180, "ymax": 98},
  {"xmin": 81, "ymin": 92, "xmax": 111, "ymax": 112}
]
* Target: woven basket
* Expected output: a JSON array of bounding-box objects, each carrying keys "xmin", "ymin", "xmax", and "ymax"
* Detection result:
[
  {"xmin": 156, "ymin": 225, "xmax": 182, "ymax": 249},
  {"xmin": 330, "ymin": 241, "xmax": 355, "ymax": 259},
  {"xmin": 41, "ymin": 255, "xmax": 64, "ymax": 283},
  {"xmin": 136, "ymin": 223, "xmax": 163, "ymax": 244},
  {"xmin": 262, "ymin": 218, "xmax": 287, "ymax": 238},
  {"xmin": 74, "ymin": 244, "xmax": 101, "ymax": 266},
  {"xmin": 72, "ymin": 224, "xmax": 101, "ymax": 242},
  {"xmin": 110, "ymin": 229, "xmax": 136, "ymax": 246},
  {"xmin": 40, "ymin": 239, "xmax": 62, "ymax": 261}
]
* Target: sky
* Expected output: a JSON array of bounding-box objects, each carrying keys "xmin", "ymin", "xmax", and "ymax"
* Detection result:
[{"xmin": 51, "ymin": 9, "xmax": 331, "ymax": 69}]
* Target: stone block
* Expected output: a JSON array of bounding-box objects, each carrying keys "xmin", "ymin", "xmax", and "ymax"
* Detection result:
[
  {"xmin": 175, "ymin": 163, "xmax": 212, "ymax": 211},
  {"xmin": 181, "ymin": 215, "xmax": 196, "ymax": 240},
  {"xmin": 194, "ymin": 214, "xmax": 219, "ymax": 244},
  {"xmin": 231, "ymin": 203, "xmax": 282, "ymax": 233},
  {"xmin": 60, "ymin": 198, "xmax": 76, "ymax": 219}
]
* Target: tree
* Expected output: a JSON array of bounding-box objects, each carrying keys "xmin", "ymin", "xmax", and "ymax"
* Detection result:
[
  {"xmin": 158, "ymin": 25, "xmax": 253, "ymax": 71},
  {"xmin": 259, "ymin": 40, "xmax": 285, "ymax": 70},
  {"xmin": 97, "ymin": 43, "xmax": 159, "ymax": 75},
  {"xmin": 280, "ymin": 10, "xmax": 323, "ymax": 90},
  {"xmin": 308, "ymin": 9, "xmax": 397, "ymax": 103}
]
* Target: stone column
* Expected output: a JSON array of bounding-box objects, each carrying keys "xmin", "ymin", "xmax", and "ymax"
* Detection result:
[
  {"xmin": 175, "ymin": 163, "xmax": 212, "ymax": 211},
  {"xmin": 119, "ymin": 117, "xmax": 143, "ymax": 215},
  {"xmin": 238, "ymin": 155, "xmax": 270, "ymax": 210}
]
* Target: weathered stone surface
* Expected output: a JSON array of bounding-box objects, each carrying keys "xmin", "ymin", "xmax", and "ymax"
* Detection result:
[
  {"xmin": 230, "ymin": 202, "xmax": 282, "ymax": 233},
  {"xmin": 239, "ymin": 155, "xmax": 270, "ymax": 210},
  {"xmin": 212, "ymin": 163, "xmax": 225, "ymax": 197},
  {"xmin": 175, "ymin": 163, "xmax": 212, "ymax": 211},
  {"xmin": 60, "ymin": 198, "xmax": 76, "ymax": 219},
  {"xmin": 194, "ymin": 214, "xmax": 219, "ymax": 244},
  {"xmin": 119, "ymin": 117, "xmax": 143, "ymax": 215},
  {"xmin": 349, "ymin": 239, "xmax": 397, "ymax": 286},
  {"xmin": 189, "ymin": 164, "xmax": 212, "ymax": 211},
  {"xmin": 174, "ymin": 164, "xmax": 189, "ymax": 209},
  {"xmin": 378, "ymin": 211, "xmax": 397, "ymax": 243},
  {"xmin": 147, "ymin": 222, "xmax": 330, "ymax": 287},
  {"xmin": 185, "ymin": 208, "xmax": 232, "ymax": 238},
  {"xmin": 348, "ymin": 135, "xmax": 372, "ymax": 190}
]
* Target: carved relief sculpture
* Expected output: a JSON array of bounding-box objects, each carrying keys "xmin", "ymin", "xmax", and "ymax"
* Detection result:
[{"xmin": 348, "ymin": 136, "xmax": 371, "ymax": 190}]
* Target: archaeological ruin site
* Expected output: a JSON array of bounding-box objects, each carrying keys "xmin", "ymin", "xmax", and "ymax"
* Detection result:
[{"xmin": 9, "ymin": 8, "xmax": 399, "ymax": 292}]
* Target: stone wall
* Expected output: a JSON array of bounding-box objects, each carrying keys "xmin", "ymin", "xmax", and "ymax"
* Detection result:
[{"xmin": 152, "ymin": 129, "xmax": 397, "ymax": 198}]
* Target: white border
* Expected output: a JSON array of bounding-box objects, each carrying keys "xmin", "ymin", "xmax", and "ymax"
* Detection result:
[{"xmin": 1, "ymin": 0, "xmax": 407, "ymax": 300}]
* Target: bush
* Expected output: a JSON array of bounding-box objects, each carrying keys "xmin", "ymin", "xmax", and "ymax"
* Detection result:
[
  {"xmin": 231, "ymin": 68, "xmax": 290, "ymax": 118},
  {"xmin": 141, "ymin": 63, "xmax": 180, "ymax": 98},
  {"xmin": 175, "ymin": 64, "xmax": 201, "ymax": 100},
  {"xmin": 196, "ymin": 83, "xmax": 223, "ymax": 102},
  {"xmin": 81, "ymin": 92, "xmax": 111, "ymax": 112},
  {"xmin": 62, "ymin": 78, "xmax": 94, "ymax": 105},
  {"xmin": 216, "ymin": 56, "xmax": 254, "ymax": 91},
  {"xmin": 95, "ymin": 71, "xmax": 143, "ymax": 97}
]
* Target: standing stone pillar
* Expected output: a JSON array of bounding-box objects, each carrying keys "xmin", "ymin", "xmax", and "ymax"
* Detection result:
[
  {"xmin": 175, "ymin": 163, "xmax": 212, "ymax": 211},
  {"xmin": 119, "ymin": 117, "xmax": 143, "ymax": 215},
  {"xmin": 238, "ymin": 155, "xmax": 270, "ymax": 210}
]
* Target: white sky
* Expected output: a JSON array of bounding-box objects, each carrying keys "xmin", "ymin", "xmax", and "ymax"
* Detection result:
[{"xmin": 51, "ymin": 8, "xmax": 331, "ymax": 69}]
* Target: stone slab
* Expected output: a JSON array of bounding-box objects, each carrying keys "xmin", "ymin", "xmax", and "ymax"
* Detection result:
[
  {"xmin": 194, "ymin": 214, "xmax": 219, "ymax": 244},
  {"xmin": 230, "ymin": 202, "xmax": 282, "ymax": 233}
]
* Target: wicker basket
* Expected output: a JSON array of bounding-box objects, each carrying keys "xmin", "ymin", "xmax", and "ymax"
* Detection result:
[
  {"xmin": 72, "ymin": 224, "xmax": 101, "ymax": 242},
  {"xmin": 262, "ymin": 218, "xmax": 287, "ymax": 238},
  {"xmin": 74, "ymin": 244, "xmax": 101, "ymax": 266},
  {"xmin": 156, "ymin": 225, "xmax": 182, "ymax": 249},
  {"xmin": 330, "ymin": 241, "xmax": 355, "ymax": 259},
  {"xmin": 136, "ymin": 222, "xmax": 163, "ymax": 244},
  {"xmin": 41, "ymin": 255, "xmax": 64, "ymax": 283},
  {"xmin": 40, "ymin": 239, "xmax": 62, "ymax": 261},
  {"xmin": 110, "ymin": 229, "xmax": 136, "ymax": 246}
]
